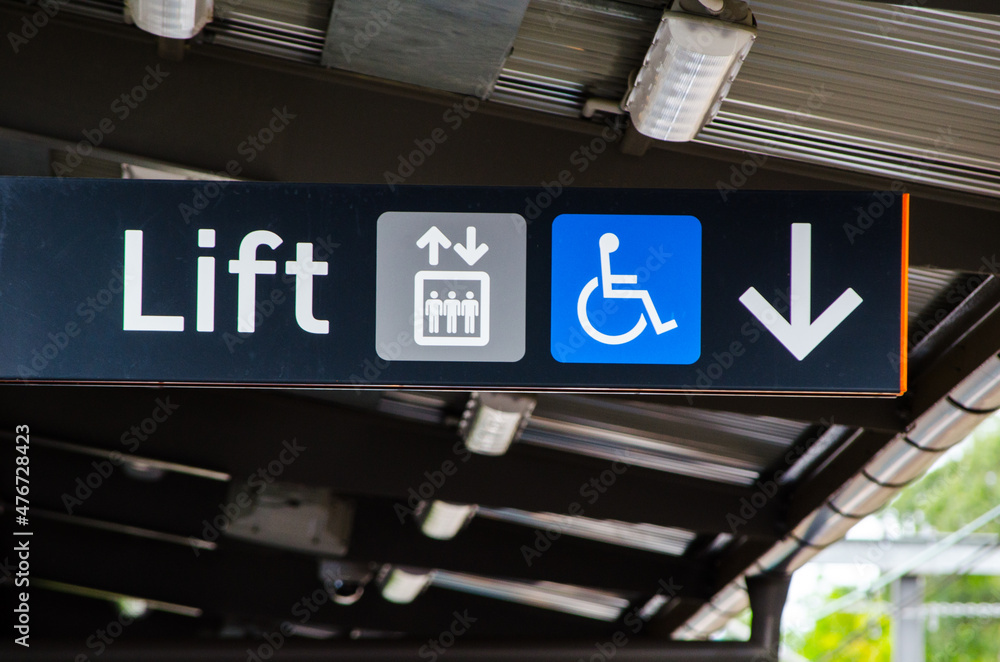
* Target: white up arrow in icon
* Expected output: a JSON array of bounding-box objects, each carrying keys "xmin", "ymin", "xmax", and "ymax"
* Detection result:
[
  {"xmin": 416, "ymin": 226, "xmax": 452, "ymax": 266},
  {"xmin": 739, "ymin": 223, "xmax": 862, "ymax": 361}
]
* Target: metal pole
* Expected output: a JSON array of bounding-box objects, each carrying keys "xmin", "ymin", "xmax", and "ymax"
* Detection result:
[{"xmin": 891, "ymin": 575, "xmax": 925, "ymax": 662}]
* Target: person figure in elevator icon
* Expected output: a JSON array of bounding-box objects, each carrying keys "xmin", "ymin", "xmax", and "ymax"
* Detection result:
[
  {"xmin": 424, "ymin": 291, "xmax": 443, "ymax": 334},
  {"xmin": 462, "ymin": 291, "xmax": 479, "ymax": 334},
  {"xmin": 443, "ymin": 291, "xmax": 462, "ymax": 334},
  {"xmin": 419, "ymin": 281, "xmax": 486, "ymax": 340},
  {"xmin": 413, "ymin": 272, "xmax": 490, "ymax": 346}
]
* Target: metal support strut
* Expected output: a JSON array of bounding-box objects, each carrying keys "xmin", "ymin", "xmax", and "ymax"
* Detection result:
[{"xmin": 5, "ymin": 575, "xmax": 793, "ymax": 661}]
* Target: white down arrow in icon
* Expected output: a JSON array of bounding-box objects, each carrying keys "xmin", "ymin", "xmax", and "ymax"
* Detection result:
[
  {"xmin": 739, "ymin": 223, "xmax": 862, "ymax": 361},
  {"xmin": 454, "ymin": 226, "xmax": 489, "ymax": 266}
]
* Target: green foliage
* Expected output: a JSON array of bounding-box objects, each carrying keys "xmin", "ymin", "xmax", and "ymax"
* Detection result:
[
  {"xmin": 889, "ymin": 413, "xmax": 1000, "ymax": 535},
  {"xmin": 922, "ymin": 575, "xmax": 1000, "ymax": 662},
  {"xmin": 790, "ymin": 588, "xmax": 891, "ymax": 662},
  {"xmin": 925, "ymin": 616, "xmax": 1000, "ymax": 662},
  {"xmin": 791, "ymin": 414, "xmax": 1000, "ymax": 660},
  {"xmin": 895, "ymin": 416, "xmax": 1000, "ymax": 660}
]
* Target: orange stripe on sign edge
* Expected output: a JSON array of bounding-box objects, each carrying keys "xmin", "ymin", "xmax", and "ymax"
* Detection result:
[{"xmin": 899, "ymin": 193, "xmax": 910, "ymax": 395}]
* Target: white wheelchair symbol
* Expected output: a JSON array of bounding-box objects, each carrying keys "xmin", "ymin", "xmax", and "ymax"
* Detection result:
[{"xmin": 578, "ymin": 233, "xmax": 678, "ymax": 345}]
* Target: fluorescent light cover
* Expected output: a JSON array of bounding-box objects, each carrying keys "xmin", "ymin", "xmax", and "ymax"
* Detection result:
[
  {"xmin": 128, "ymin": 0, "xmax": 214, "ymax": 39},
  {"xmin": 462, "ymin": 394, "xmax": 535, "ymax": 456},
  {"xmin": 637, "ymin": 594, "xmax": 670, "ymax": 621},
  {"xmin": 625, "ymin": 6, "xmax": 755, "ymax": 141},
  {"xmin": 377, "ymin": 565, "xmax": 630, "ymax": 621},
  {"xmin": 380, "ymin": 568, "xmax": 432, "ymax": 604},
  {"xmin": 431, "ymin": 571, "xmax": 629, "ymax": 622},
  {"xmin": 522, "ymin": 417, "xmax": 760, "ymax": 485},
  {"xmin": 420, "ymin": 501, "xmax": 477, "ymax": 540},
  {"xmin": 477, "ymin": 506, "xmax": 695, "ymax": 556}
]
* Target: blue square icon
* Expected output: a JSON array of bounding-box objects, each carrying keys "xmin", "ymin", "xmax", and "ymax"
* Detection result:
[{"xmin": 551, "ymin": 214, "xmax": 701, "ymax": 364}]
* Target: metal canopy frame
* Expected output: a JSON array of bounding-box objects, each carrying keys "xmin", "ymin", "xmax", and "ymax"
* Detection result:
[{"xmin": 1, "ymin": 1, "xmax": 999, "ymax": 659}]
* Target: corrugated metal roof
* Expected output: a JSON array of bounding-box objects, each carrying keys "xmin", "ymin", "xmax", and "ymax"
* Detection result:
[
  {"xmin": 58, "ymin": 0, "xmax": 122, "ymax": 21},
  {"xmin": 499, "ymin": 0, "xmax": 1000, "ymax": 197},
  {"xmin": 700, "ymin": 0, "xmax": 1000, "ymax": 197},
  {"xmin": 59, "ymin": 0, "xmax": 1000, "ymax": 196},
  {"xmin": 492, "ymin": 0, "xmax": 658, "ymax": 116},
  {"xmin": 523, "ymin": 394, "xmax": 808, "ymax": 483},
  {"xmin": 211, "ymin": 0, "xmax": 330, "ymax": 63},
  {"xmin": 907, "ymin": 266, "xmax": 965, "ymax": 327},
  {"xmin": 497, "ymin": 0, "xmax": 1000, "ymax": 197},
  {"xmin": 215, "ymin": 0, "xmax": 332, "ymax": 32}
]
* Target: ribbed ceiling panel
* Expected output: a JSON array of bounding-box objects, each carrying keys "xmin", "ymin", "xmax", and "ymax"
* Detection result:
[
  {"xmin": 698, "ymin": 0, "xmax": 1000, "ymax": 196},
  {"xmin": 56, "ymin": 0, "xmax": 1000, "ymax": 196},
  {"xmin": 210, "ymin": 0, "xmax": 331, "ymax": 63},
  {"xmin": 907, "ymin": 266, "xmax": 965, "ymax": 326},
  {"xmin": 215, "ymin": 0, "xmax": 332, "ymax": 32},
  {"xmin": 492, "ymin": 0, "xmax": 659, "ymax": 116},
  {"xmin": 494, "ymin": 0, "xmax": 1000, "ymax": 196},
  {"xmin": 58, "ymin": 0, "xmax": 123, "ymax": 21}
]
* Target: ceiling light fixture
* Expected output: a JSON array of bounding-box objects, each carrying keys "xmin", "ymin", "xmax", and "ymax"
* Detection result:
[
  {"xmin": 418, "ymin": 501, "xmax": 478, "ymax": 540},
  {"xmin": 126, "ymin": 0, "xmax": 214, "ymax": 39},
  {"xmin": 431, "ymin": 571, "xmax": 630, "ymax": 622},
  {"xmin": 377, "ymin": 565, "xmax": 629, "ymax": 622},
  {"xmin": 378, "ymin": 567, "xmax": 433, "ymax": 604},
  {"xmin": 460, "ymin": 393, "xmax": 536, "ymax": 456},
  {"xmin": 625, "ymin": 0, "xmax": 756, "ymax": 142},
  {"xmin": 416, "ymin": 499, "xmax": 695, "ymax": 556},
  {"xmin": 476, "ymin": 506, "xmax": 696, "ymax": 556}
]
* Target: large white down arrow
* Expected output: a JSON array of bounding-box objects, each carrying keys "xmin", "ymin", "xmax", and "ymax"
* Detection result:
[{"xmin": 739, "ymin": 223, "xmax": 862, "ymax": 361}]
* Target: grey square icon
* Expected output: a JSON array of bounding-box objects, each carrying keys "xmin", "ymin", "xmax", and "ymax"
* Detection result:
[{"xmin": 376, "ymin": 212, "xmax": 526, "ymax": 362}]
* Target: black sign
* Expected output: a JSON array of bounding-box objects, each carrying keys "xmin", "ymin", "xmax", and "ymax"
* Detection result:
[{"xmin": 0, "ymin": 178, "xmax": 907, "ymax": 394}]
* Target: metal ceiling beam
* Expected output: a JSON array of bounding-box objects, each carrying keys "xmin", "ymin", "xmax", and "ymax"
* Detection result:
[
  {"xmin": 0, "ymin": 589, "xmax": 209, "ymax": 640},
  {"xmin": 907, "ymin": 276, "xmax": 1000, "ymax": 413},
  {"xmin": 656, "ymin": 284, "xmax": 1000, "ymax": 638},
  {"xmin": 645, "ymin": 538, "xmax": 780, "ymax": 636},
  {"xmin": 786, "ymin": 429, "xmax": 898, "ymax": 524},
  {"xmin": 3, "ymin": 641, "xmax": 779, "ymax": 662},
  {"xmin": 8, "ymin": 448, "xmax": 707, "ymax": 595},
  {"xmin": 351, "ymin": 500, "xmax": 713, "ymax": 596},
  {"xmin": 772, "ymin": 276, "xmax": 1000, "ymax": 523},
  {"xmin": 16, "ymin": 516, "xmax": 620, "ymax": 637},
  {"xmin": 604, "ymin": 394, "xmax": 907, "ymax": 433},
  {"xmin": 8, "ymin": 443, "xmax": 229, "ymax": 537},
  {"xmin": 0, "ymin": 386, "xmax": 782, "ymax": 537},
  {"xmin": 907, "ymin": 200, "xmax": 1000, "ymax": 272},
  {"xmin": 781, "ymin": 283, "xmax": 1000, "ymax": 525},
  {"xmin": 2, "ymin": 576, "xmax": 789, "ymax": 661},
  {"xmin": 644, "ymin": 277, "xmax": 1000, "ymax": 631}
]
